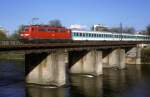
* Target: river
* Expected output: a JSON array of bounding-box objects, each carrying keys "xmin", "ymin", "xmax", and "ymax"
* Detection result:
[{"xmin": 0, "ymin": 60, "xmax": 150, "ymax": 97}]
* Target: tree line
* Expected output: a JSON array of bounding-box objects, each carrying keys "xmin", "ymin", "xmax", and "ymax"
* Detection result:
[{"xmin": 0, "ymin": 20, "xmax": 150, "ymax": 40}]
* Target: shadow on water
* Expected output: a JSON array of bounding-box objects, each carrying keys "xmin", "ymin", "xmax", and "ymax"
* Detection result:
[
  {"xmin": 1, "ymin": 60, "xmax": 150, "ymax": 97},
  {"xmin": 26, "ymin": 75, "xmax": 103, "ymax": 97},
  {"xmin": 0, "ymin": 60, "xmax": 25, "ymax": 97}
]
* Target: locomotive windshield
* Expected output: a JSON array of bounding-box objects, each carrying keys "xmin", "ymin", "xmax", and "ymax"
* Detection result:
[{"xmin": 22, "ymin": 26, "xmax": 29, "ymax": 32}]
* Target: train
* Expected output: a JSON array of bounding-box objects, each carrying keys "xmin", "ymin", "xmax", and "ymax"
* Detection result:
[{"xmin": 19, "ymin": 25, "xmax": 150, "ymax": 42}]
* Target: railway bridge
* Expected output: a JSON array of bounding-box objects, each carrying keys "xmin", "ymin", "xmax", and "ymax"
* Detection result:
[{"xmin": 0, "ymin": 40, "xmax": 149, "ymax": 87}]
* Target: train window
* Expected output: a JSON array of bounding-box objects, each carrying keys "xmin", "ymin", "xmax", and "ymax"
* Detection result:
[
  {"xmin": 90, "ymin": 34, "xmax": 92, "ymax": 37},
  {"xmin": 48, "ymin": 29, "xmax": 61, "ymax": 32},
  {"xmin": 85, "ymin": 33, "xmax": 87, "ymax": 37},
  {"xmin": 103, "ymin": 34, "xmax": 105, "ymax": 37},
  {"xmin": 119, "ymin": 35, "xmax": 121, "ymax": 38},
  {"xmin": 94, "ymin": 34, "xmax": 96, "ymax": 37},
  {"xmin": 79, "ymin": 33, "xmax": 82, "ymax": 37},
  {"xmin": 98, "ymin": 34, "xmax": 100, "ymax": 37},
  {"xmin": 58, "ymin": 29, "xmax": 65, "ymax": 32},
  {"xmin": 100, "ymin": 34, "xmax": 102, "ymax": 37},
  {"xmin": 118, "ymin": 35, "xmax": 119, "ymax": 38},
  {"xmin": 39, "ymin": 29, "xmax": 46, "ymax": 32},
  {"xmin": 31, "ymin": 28, "xmax": 35, "ymax": 32},
  {"xmin": 88, "ymin": 34, "xmax": 91, "ymax": 37},
  {"xmin": 95, "ymin": 34, "xmax": 97, "ymax": 37},
  {"xmin": 93, "ymin": 34, "xmax": 95, "ymax": 37},
  {"xmin": 109, "ymin": 35, "xmax": 111, "ymax": 37},
  {"xmin": 86, "ymin": 33, "xmax": 88, "ymax": 37},
  {"xmin": 106, "ymin": 34, "xmax": 108, "ymax": 37},
  {"xmin": 22, "ymin": 26, "xmax": 29, "ymax": 32},
  {"xmin": 74, "ymin": 33, "xmax": 77, "ymax": 36},
  {"xmin": 107, "ymin": 34, "xmax": 109, "ymax": 37},
  {"xmin": 83, "ymin": 33, "xmax": 85, "ymax": 37},
  {"xmin": 96, "ymin": 34, "xmax": 98, "ymax": 37},
  {"xmin": 24, "ymin": 29, "xmax": 28, "ymax": 32}
]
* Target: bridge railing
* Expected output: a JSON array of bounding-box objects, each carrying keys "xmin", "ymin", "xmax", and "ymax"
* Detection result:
[{"xmin": 0, "ymin": 40, "xmax": 22, "ymax": 46}]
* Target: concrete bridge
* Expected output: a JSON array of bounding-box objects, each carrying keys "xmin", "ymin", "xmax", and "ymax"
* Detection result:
[{"xmin": 0, "ymin": 40, "xmax": 149, "ymax": 87}]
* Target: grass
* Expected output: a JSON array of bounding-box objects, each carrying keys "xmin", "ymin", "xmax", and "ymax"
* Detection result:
[{"xmin": 0, "ymin": 52, "xmax": 24, "ymax": 60}]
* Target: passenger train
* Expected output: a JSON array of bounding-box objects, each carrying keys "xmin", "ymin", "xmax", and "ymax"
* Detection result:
[{"xmin": 20, "ymin": 25, "xmax": 150, "ymax": 42}]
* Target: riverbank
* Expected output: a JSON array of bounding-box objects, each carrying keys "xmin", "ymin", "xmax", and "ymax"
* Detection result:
[{"xmin": 0, "ymin": 52, "xmax": 24, "ymax": 60}]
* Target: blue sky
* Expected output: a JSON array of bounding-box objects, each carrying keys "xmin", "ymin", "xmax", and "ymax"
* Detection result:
[{"xmin": 0, "ymin": 0, "xmax": 150, "ymax": 33}]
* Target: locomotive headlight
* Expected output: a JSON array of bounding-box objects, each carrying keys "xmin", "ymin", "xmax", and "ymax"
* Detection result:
[
  {"xmin": 20, "ymin": 34, "xmax": 24, "ymax": 36},
  {"xmin": 20, "ymin": 34, "xmax": 30, "ymax": 37},
  {"xmin": 21, "ymin": 33, "xmax": 30, "ymax": 36},
  {"xmin": 24, "ymin": 34, "xmax": 30, "ymax": 36}
]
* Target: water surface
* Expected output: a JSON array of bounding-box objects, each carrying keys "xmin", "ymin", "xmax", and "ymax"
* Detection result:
[{"xmin": 0, "ymin": 60, "xmax": 150, "ymax": 97}]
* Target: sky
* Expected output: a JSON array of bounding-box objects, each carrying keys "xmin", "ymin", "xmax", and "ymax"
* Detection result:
[{"xmin": 0, "ymin": 0, "xmax": 150, "ymax": 34}]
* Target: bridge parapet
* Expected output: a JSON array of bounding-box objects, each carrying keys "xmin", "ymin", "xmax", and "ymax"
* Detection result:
[{"xmin": 0, "ymin": 40, "xmax": 22, "ymax": 45}]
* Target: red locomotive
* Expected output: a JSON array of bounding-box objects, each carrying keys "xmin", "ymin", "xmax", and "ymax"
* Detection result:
[{"xmin": 20, "ymin": 25, "xmax": 71, "ymax": 42}]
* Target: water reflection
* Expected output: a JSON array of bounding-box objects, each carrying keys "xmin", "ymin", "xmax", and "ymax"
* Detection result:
[
  {"xmin": 26, "ymin": 75, "xmax": 103, "ymax": 97},
  {"xmin": 70, "ymin": 75, "xmax": 103, "ymax": 97},
  {"xmin": 0, "ymin": 60, "xmax": 25, "ymax": 97},
  {"xmin": 1, "ymin": 60, "xmax": 150, "ymax": 97},
  {"xmin": 19, "ymin": 64, "xmax": 150, "ymax": 97},
  {"xmin": 27, "ymin": 86, "xmax": 66, "ymax": 97}
]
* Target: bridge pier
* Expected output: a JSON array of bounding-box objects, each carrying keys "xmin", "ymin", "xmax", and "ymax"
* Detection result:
[
  {"xmin": 135, "ymin": 46, "xmax": 141, "ymax": 64},
  {"xmin": 25, "ymin": 51, "xmax": 67, "ymax": 87},
  {"xmin": 70, "ymin": 50, "xmax": 103, "ymax": 76},
  {"xmin": 103, "ymin": 48, "xmax": 126, "ymax": 69},
  {"xmin": 126, "ymin": 46, "xmax": 142, "ymax": 64}
]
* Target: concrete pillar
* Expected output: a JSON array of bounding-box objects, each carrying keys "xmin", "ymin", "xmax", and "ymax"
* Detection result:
[
  {"xmin": 103, "ymin": 48, "xmax": 126, "ymax": 69},
  {"xmin": 126, "ymin": 46, "xmax": 141, "ymax": 64},
  {"xmin": 26, "ymin": 51, "xmax": 68, "ymax": 87},
  {"xmin": 70, "ymin": 50, "xmax": 103, "ymax": 75},
  {"xmin": 136, "ymin": 46, "xmax": 141, "ymax": 64}
]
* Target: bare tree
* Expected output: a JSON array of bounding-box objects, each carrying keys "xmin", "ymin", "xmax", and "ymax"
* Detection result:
[
  {"xmin": 109, "ymin": 27, "xmax": 135, "ymax": 34},
  {"xmin": 9, "ymin": 25, "xmax": 24, "ymax": 40},
  {"xmin": 140, "ymin": 24, "xmax": 150, "ymax": 35},
  {"xmin": 109, "ymin": 27, "xmax": 120, "ymax": 33},
  {"xmin": 0, "ymin": 30, "xmax": 7, "ymax": 40},
  {"xmin": 146, "ymin": 24, "xmax": 150, "ymax": 35},
  {"xmin": 123, "ymin": 27, "xmax": 135, "ymax": 34},
  {"xmin": 48, "ymin": 20, "xmax": 62, "ymax": 27}
]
